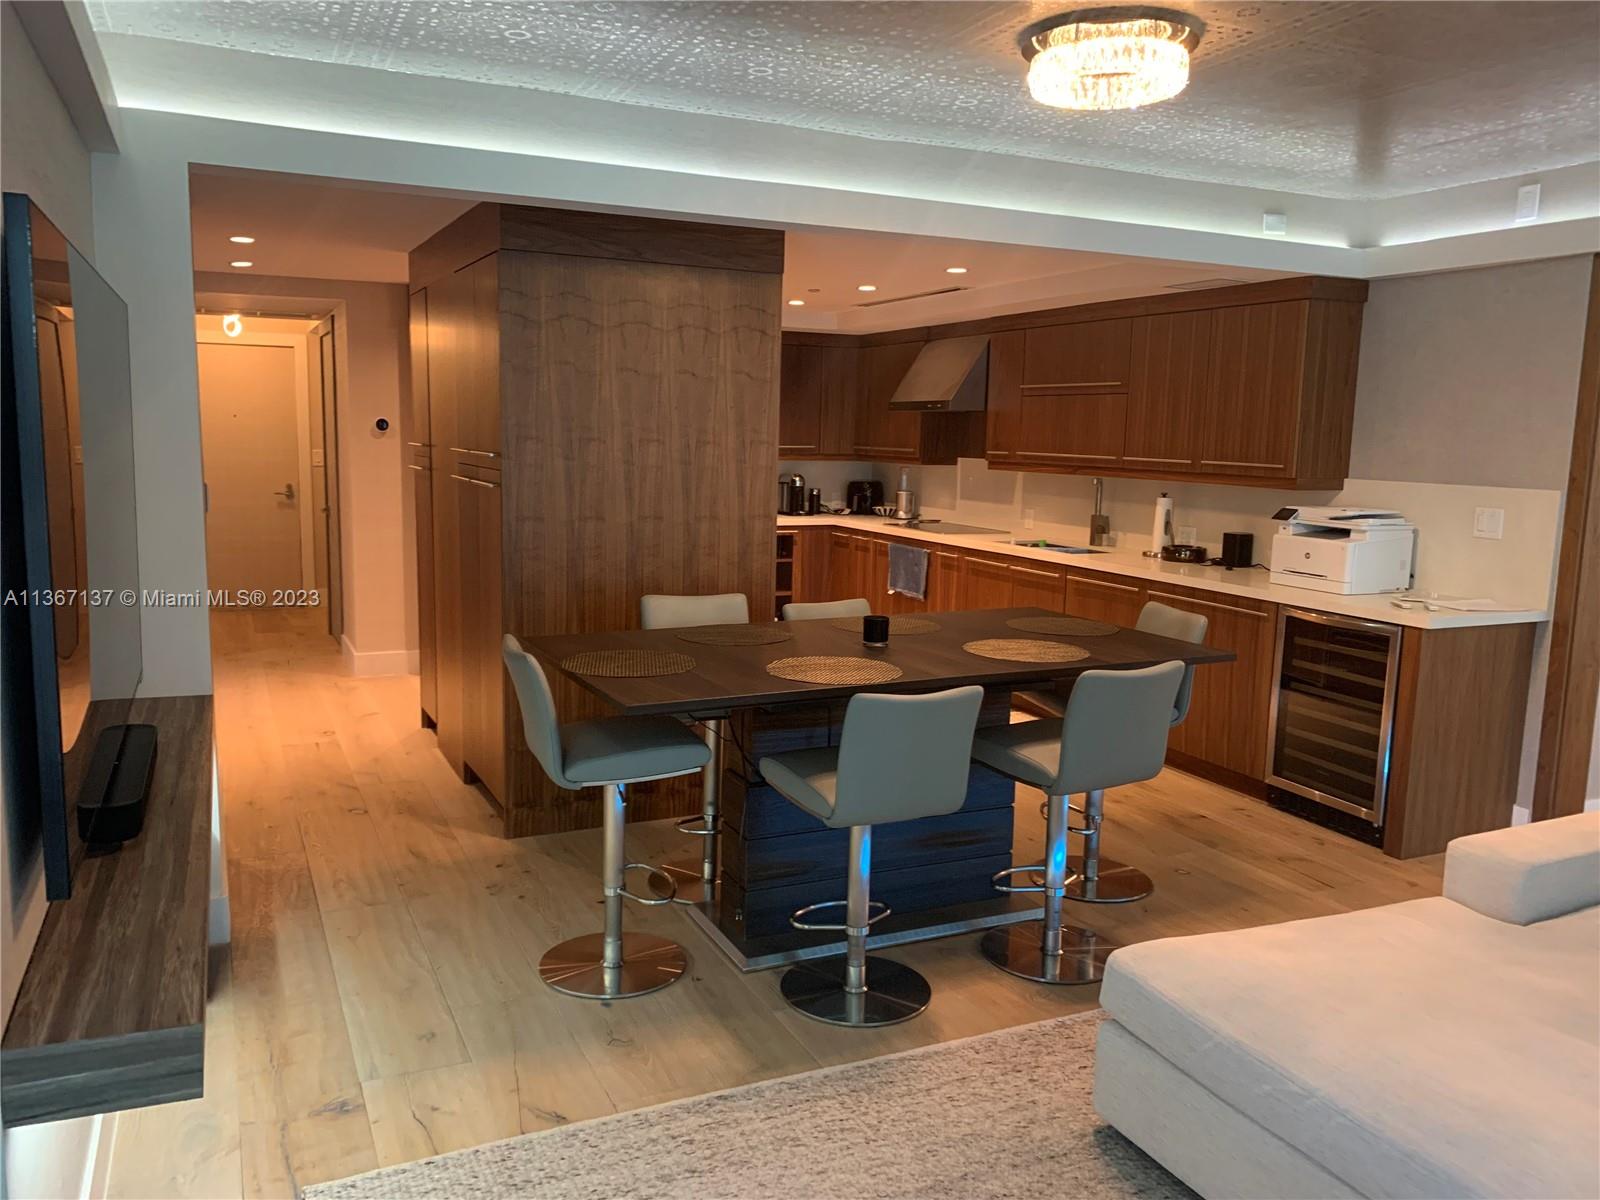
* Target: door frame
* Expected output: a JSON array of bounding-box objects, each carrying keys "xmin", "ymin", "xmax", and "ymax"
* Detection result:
[
  {"xmin": 1533, "ymin": 253, "xmax": 1600, "ymax": 819},
  {"xmin": 194, "ymin": 327, "xmax": 317, "ymax": 589}
]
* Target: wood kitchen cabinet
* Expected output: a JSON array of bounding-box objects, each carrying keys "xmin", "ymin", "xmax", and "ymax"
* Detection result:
[
  {"xmin": 412, "ymin": 202, "xmax": 781, "ymax": 837},
  {"xmin": 827, "ymin": 531, "xmax": 874, "ymax": 603},
  {"xmin": 960, "ymin": 554, "xmax": 1017, "ymax": 609},
  {"xmin": 779, "ymin": 341, "xmax": 857, "ymax": 458},
  {"xmin": 1123, "ymin": 308, "xmax": 1212, "ymax": 471},
  {"xmin": 1063, "ymin": 568, "xmax": 1148, "ymax": 627},
  {"xmin": 1008, "ymin": 561, "xmax": 1068, "ymax": 612},
  {"xmin": 976, "ymin": 281, "xmax": 1365, "ymax": 488},
  {"xmin": 854, "ymin": 341, "xmax": 924, "ymax": 461},
  {"xmin": 928, "ymin": 549, "xmax": 963, "ymax": 610},
  {"xmin": 1144, "ymin": 583, "xmax": 1277, "ymax": 781},
  {"xmin": 1198, "ymin": 299, "xmax": 1363, "ymax": 488}
]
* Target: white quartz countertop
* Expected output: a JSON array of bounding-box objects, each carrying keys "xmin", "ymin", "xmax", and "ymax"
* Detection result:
[{"xmin": 776, "ymin": 515, "xmax": 1548, "ymax": 631}]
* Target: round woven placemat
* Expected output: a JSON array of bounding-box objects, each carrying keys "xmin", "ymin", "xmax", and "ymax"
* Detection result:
[
  {"xmin": 561, "ymin": 649, "xmax": 697, "ymax": 677},
  {"xmin": 963, "ymin": 638, "xmax": 1091, "ymax": 664},
  {"xmin": 1005, "ymin": 616, "xmax": 1119, "ymax": 638},
  {"xmin": 766, "ymin": 655, "xmax": 904, "ymax": 685},
  {"xmin": 825, "ymin": 615, "xmax": 941, "ymax": 635},
  {"xmin": 674, "ymin": 624, "xmax": 793, "ymax": 646}
]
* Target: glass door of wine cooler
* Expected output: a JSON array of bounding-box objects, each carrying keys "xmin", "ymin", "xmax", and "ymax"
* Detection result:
[{"xmin": 1266, "ymin": 608, "xmax": 1402, "ymax": 826}]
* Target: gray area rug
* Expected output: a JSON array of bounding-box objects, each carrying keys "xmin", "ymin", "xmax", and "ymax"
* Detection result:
[{"xmin": 305, "ymin": 1010, "xmax": 1192, "ymax": 1200}]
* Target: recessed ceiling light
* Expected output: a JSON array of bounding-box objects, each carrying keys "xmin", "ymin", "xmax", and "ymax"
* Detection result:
[
  {"xmin": 787, "ymin": 299, "xmax": 805, "ymax": 306},
  {"xmin": 857, "ymin": 284, "xmax": 877, "ymax": 293},
  {"xmin": 945, "ymin": 266, "xmax": 968, "ymax": 274},
  {"xmin": 228, "ymin": 235, "xmax": 256, "ymax": 244},
  {"xmin": 229, "ymin": 260, "xmax": 254, "ymax": 269}
]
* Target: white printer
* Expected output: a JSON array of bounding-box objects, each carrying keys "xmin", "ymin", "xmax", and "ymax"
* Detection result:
[{"xmin": 1269, "ymin": 507, "xmax": 1415, "ymax": 595}]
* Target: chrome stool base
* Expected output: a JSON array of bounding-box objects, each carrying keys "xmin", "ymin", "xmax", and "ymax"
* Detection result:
[
  {"xmin": 661, "ymin": 859, "xmax": 714, "ymax": 905},
  {"xmin": 539, "ymin": 932, "xmax": 687, "ymax": 1000},
  {"xmin": 1030, "ymin": 857, "xmax": 1152, "ymax": 904},
  {"xmin": 780, "ymin": 956, "xmax": 931, "ymax": 1027},
  {"xmin": 980, "ymin": 923, "xmax": 1117, "ymax": 986}
]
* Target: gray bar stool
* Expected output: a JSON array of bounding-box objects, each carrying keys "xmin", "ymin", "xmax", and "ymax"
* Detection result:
[
  {"xmin": 502, "ymin": 636, "xmax": 711, "ymax": 1000},
  {"xmin": 1074, "ymin": 601, "xmax": 1209, "ymax": 903},
  {"xmin": 1027, "ymin": 599, "xmax": 1209, "ymax": 904},
  {"xmin": 782, "ymin": 598, "xmax": 871, "ymax": 621},
  {"xmin": 639, "ymin": 592, "xmax": 749, "ymax": 905},
  {"xmin": 975, "ymin": 661, "xmax": 1184, "ymax": 985},
  {"xmin": 759, "ymin": 685, "xmax": 983, "ymax": 1027}
]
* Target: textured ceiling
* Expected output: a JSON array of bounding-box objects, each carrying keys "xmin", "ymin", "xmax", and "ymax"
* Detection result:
[{"xmin": 87, "ymin": 1, "xmax": 1600, "ymax": 200}]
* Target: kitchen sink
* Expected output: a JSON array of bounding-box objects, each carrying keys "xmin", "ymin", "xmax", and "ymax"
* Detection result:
[{"xmin": 1007, "ymin": 539, "xmax": 1106, "ymax": 554}]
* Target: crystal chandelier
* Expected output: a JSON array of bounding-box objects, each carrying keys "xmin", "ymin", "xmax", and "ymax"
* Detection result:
[{"xmin": 1019, "ymin": 8, "xmax": 1204, "ymax": 111}]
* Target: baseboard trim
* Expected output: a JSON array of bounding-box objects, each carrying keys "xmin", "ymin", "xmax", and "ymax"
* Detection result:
[{"xmin": 339, "ymin": 636, "xmax": 414, "ymax": 678}]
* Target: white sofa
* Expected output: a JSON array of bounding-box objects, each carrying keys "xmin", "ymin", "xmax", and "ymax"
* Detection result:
[{"xmin": 1093, "ymin": 811, "xmax": 1600, "ymax": 1200}]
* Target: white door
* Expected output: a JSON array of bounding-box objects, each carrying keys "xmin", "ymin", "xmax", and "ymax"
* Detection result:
[{"xmin": 198, "ymin": 342, "xmax": 303, "ymax": 597}]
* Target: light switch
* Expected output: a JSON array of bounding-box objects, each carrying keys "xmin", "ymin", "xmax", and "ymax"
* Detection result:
[
  {"xmin": 1022, "ymin": 509, "xmax": 1035, "ymax": 530},
  {"xmin": 1473, "ymin": 507, "xmax": 1505, "ymax": 540},
  {"xmin": 312, "ymin": 449, "xmax": 324, "ymax": 467}
]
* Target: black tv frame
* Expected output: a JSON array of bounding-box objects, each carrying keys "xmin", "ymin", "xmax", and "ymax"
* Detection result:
[{"xmin": 2, "ymin": 193, "xmax": 76, "ymax": 900}]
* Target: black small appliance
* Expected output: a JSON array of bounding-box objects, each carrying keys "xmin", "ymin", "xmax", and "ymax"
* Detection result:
[
  {"xmin": 1220, "ymin": 532, "xmax": 1254, "ymax": 569},
  {"xmin": 846, "ymin": 479, "xmax": 884, "ymax": 515},
  {"xmin": 1160, "ymin": 544, "xmax": 1209, "ymax": 563},
  {"xmin": 806, "ymin": 487, "xmax": 822, "ymax": 515}
]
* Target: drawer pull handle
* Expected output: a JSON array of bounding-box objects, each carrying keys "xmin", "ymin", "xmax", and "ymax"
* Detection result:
[
  {"xmin": 1072, "ymin": 577, "xmax": 1139, "ymax": 593},
  {"xmin": 1010, "ymin": 565, "xmax": 1063, "ymax": 578},
  {"xmin": 1147, "ymin": 590, "xmax": 1269, "ymax": 618},
  {"xmin": 1123, "ymin": 455, "xmax": 1190, "ymax": 464},
  {"xmin": 1020, "ymin": 382, "xmax": 1124, "ymax": 391},
  {"xmin": 449, "ymin": 447, "xmax": 501, "ymax": 458},
  {"xmin": 406, "ymin": 463, "xmax": 427, "ymax": 472},
  {"xmin": 1200, "ymin": 459, "xmax": 1285, "ymax": 470},
  {"xmin": 855, "ymin": 445, "xmax": 917, "ymax": 454},
  {"xmin": 1024, "ymin": 451, "xmax": 1118, "ymax": 460},
  {"xmin": 450, "ymin": 473, "xmax": 499, "ymax": 489}
]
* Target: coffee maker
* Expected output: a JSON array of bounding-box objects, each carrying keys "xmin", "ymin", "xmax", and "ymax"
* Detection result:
[
  {"xmin": 778, "ymin": 472, "xmax": 806, "ymax": 515},
  {"xmin": 845, "ymin": 479, "xmax": 884, "ymax": 515}
]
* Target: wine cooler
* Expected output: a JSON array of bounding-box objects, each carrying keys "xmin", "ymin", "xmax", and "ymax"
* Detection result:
[{"xmin": 1266, "ymin": 608, "xmax": 1402, "ymax": 833}]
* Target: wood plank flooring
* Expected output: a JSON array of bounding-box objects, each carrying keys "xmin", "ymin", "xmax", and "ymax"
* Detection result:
[{"xmin": 103, "ymin": 608, "xmax": 1443, "ymax": 1198}]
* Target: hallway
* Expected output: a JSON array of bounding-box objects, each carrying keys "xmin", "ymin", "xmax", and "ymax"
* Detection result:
[{"xmin": 102, "ymin": 608, "xmax": 1443, "ymax": 1199}]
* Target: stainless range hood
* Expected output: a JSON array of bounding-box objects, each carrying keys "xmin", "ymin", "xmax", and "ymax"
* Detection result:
[{"xmin": 888, "ymin": 334, "xmax": 989, "ymax": 412}]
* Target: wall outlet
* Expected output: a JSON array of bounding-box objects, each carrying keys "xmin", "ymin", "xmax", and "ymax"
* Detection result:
[
  {"xmin": 1023, "ymin": 508, "xmax": 1035, "ymax": 530},
  {"xmin": 1514, "ymin": 183, "xmax": 1541, "ymax": 224},
  {"xmin": 1473, "ymin": 507, "xmax": 1505, "ymax": 540},
  {"xmin": 1177, "ymin": 524, "xmax": 1198, "ymax": 545}
]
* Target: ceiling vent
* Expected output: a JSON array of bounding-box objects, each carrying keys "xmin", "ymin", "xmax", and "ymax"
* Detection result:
[
  {"xmin": 854, "ymin": 285, "xmax": 968, "ymax": 308},
  {"xmin": 1165, "ymin": 278, "xmax": 1249, "ymax": 291}
]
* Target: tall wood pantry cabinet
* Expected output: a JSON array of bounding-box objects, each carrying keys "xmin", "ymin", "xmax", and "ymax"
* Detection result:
[{"xmin": 408, "ymin": 204, "xmax": 784, "ymax": 837}]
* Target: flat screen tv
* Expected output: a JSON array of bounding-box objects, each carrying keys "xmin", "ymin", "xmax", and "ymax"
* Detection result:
[{"xmin": 3, "ymin": 194, "xmax": 143, "ymax": 900}]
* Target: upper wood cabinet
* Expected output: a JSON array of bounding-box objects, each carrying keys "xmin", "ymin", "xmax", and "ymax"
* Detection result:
[
  {"xmin": 779, "ymin": 342, "xmax": 857, "ymax": 458},
  {"xmin": 1198, "ymin": 302, "xmax": 1308, "ymax": 480},
  {"xmin": 853, "ymin": 341, "xmax": 925, "ymax": 462},
  {"xmin": 1124, "ymin": 308, "xmax": 1213, "ymax": 471},
  {"xmin": 1022, "ymin": 318, "xmax": 1132, "ymax": 391},
  {"xmin": 984, "ymin": 292, "xmax": 1363, "ymax": 489}
]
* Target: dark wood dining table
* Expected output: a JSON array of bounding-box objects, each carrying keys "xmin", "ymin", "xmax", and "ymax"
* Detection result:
[
  {"xmin": 522, "ymin": 607, "xmax": 1235, "ymax": 969},
  {"xmin": 523, "ymin": 606, "xmax": 1233, "ymax": 716}
]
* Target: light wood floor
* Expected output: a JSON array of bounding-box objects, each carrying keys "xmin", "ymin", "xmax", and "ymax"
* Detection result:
[{"xmin": 102, "ymin": 608, "xmax": 1443, "ymax": 1199}]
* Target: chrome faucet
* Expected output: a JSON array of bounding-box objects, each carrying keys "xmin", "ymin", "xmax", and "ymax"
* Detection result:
[{"xmin": 1089, "ymin": 477, "xmax": 1111, "ymax": 546}]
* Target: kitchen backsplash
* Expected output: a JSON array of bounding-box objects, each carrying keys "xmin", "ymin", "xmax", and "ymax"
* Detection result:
[{"xmin": 779, "ymin": 456, "xmax": 1563, "ymax": 612}]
